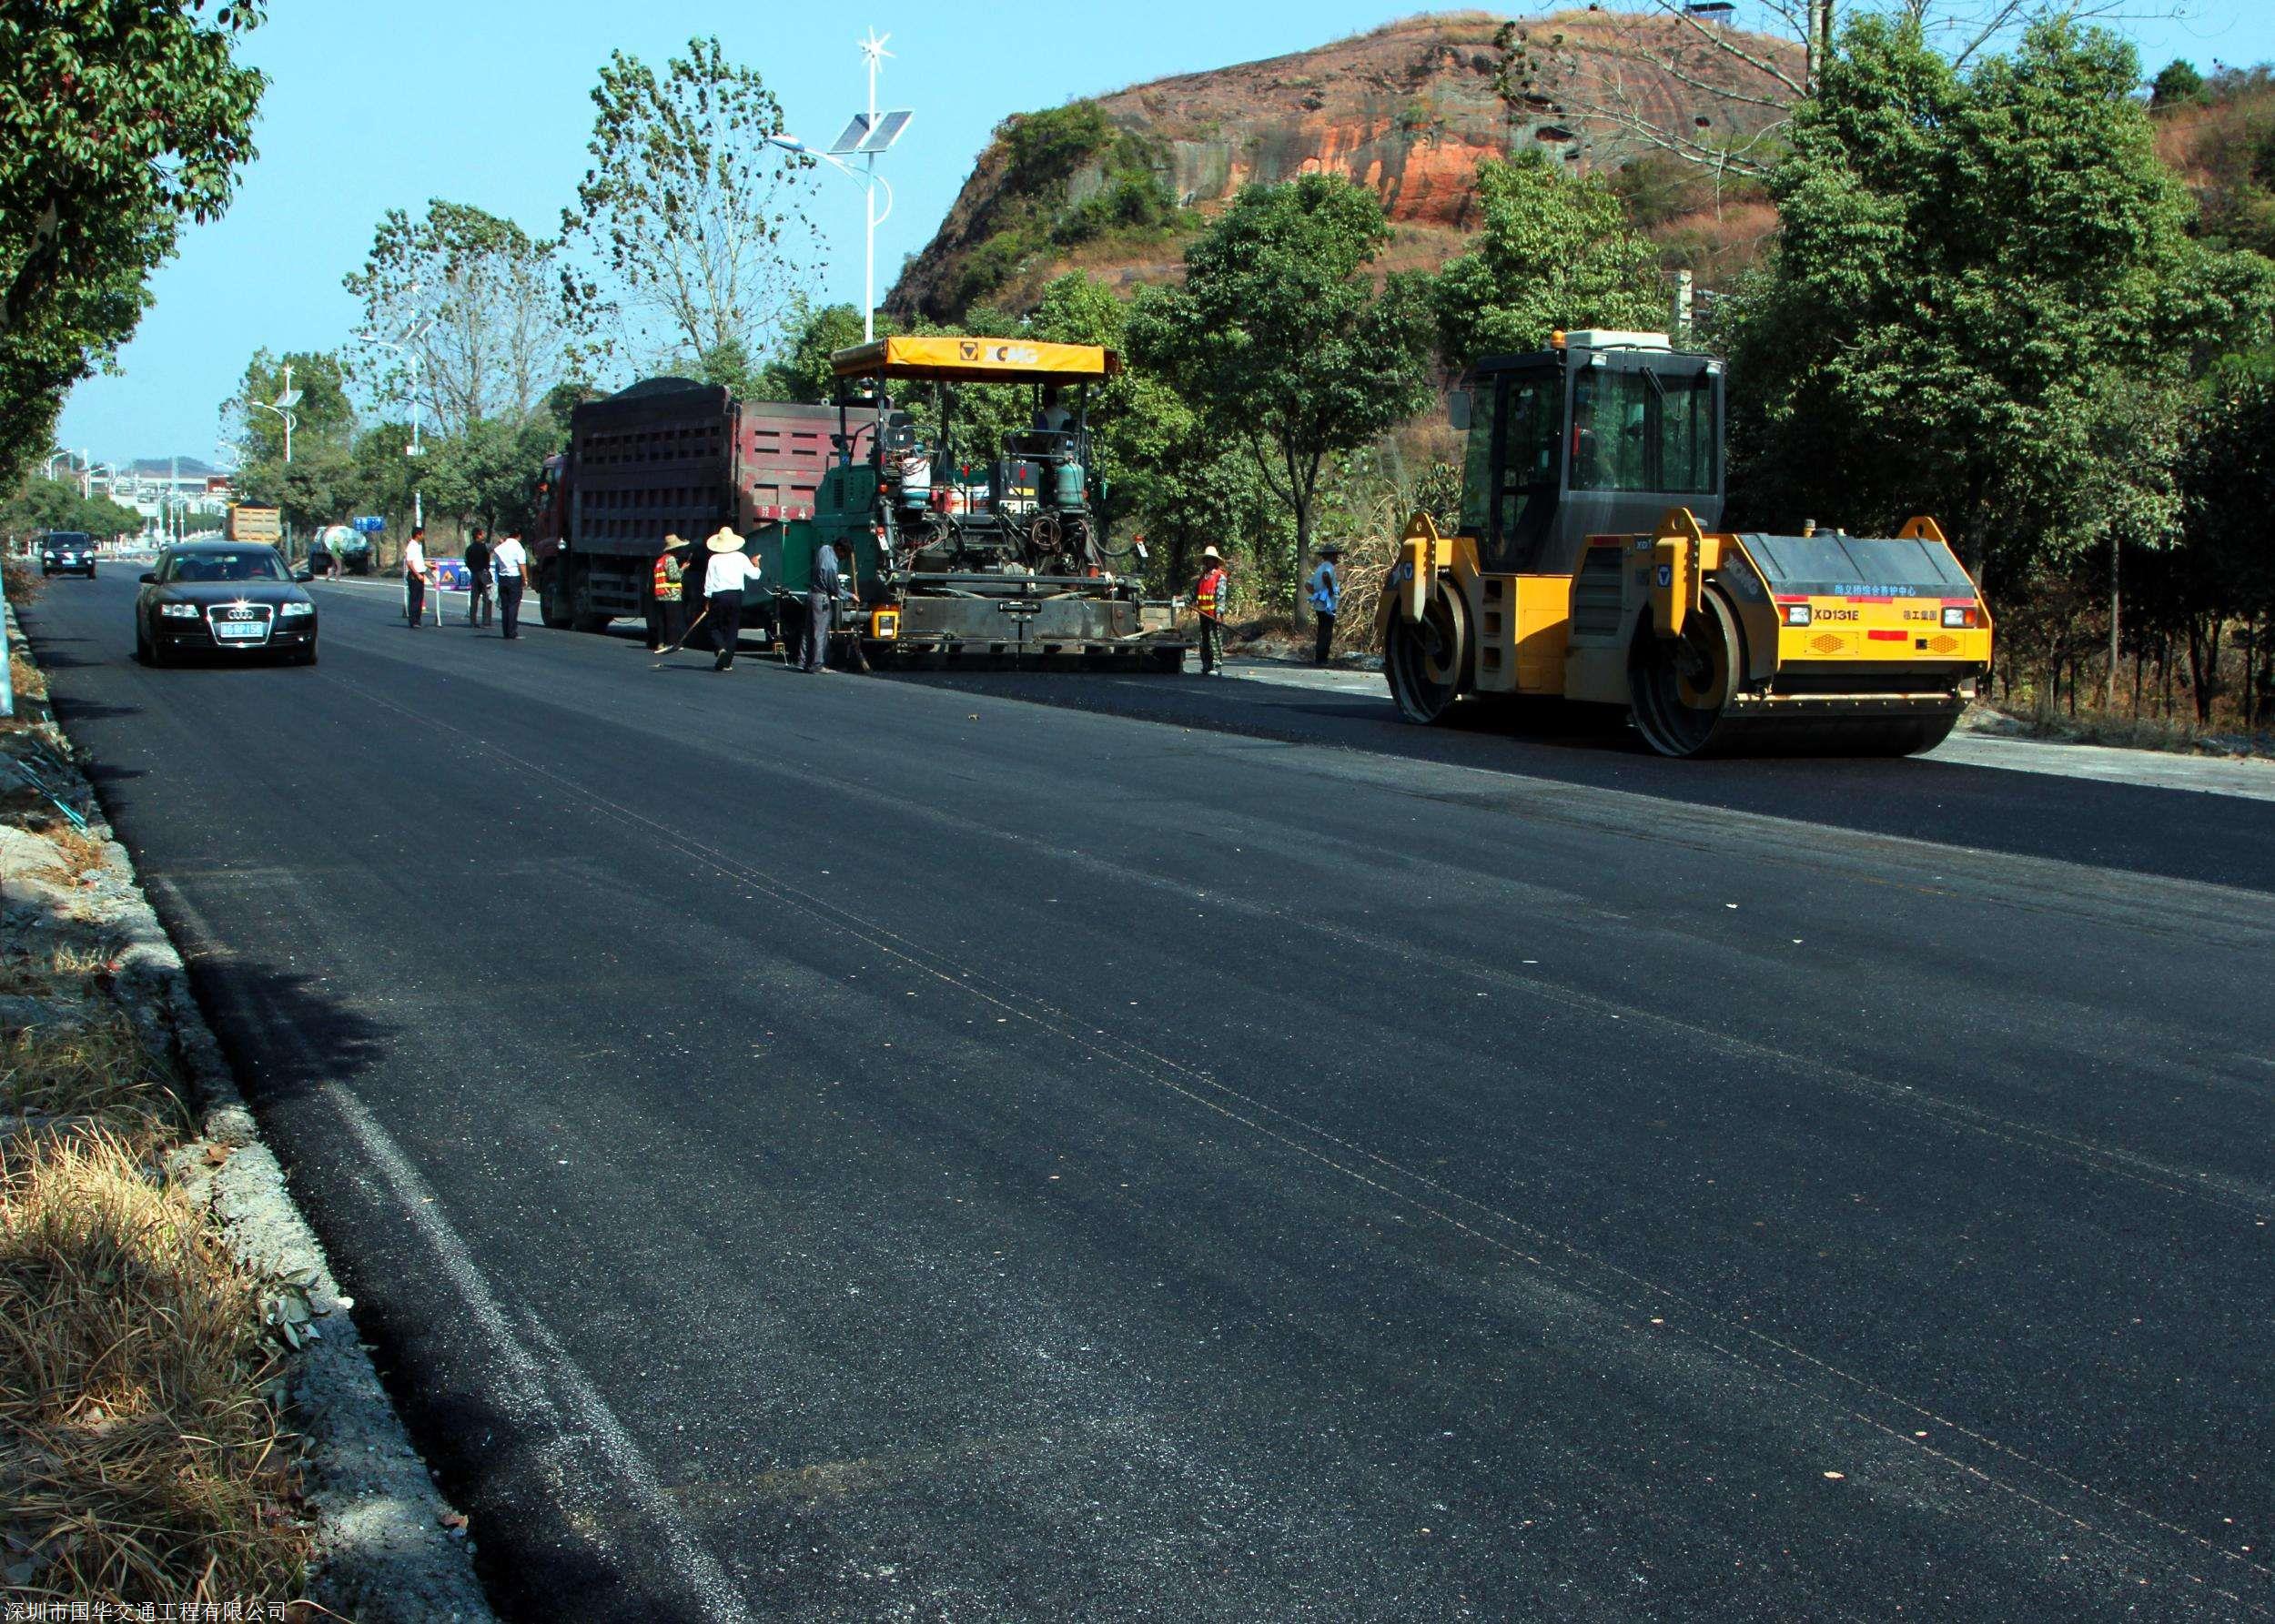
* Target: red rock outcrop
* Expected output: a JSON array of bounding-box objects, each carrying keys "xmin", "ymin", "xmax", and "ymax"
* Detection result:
[{"xmin": 887, "ymin": 10, "xmax": 1795, "ymax": 321}]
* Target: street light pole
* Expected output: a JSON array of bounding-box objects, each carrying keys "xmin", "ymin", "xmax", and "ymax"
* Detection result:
[
  {"xmin": 766, "ymin": 34, "xmax": 910, "ymax": 344},
  {"xmin": 352, "ymin": 298, "xmax": 433, "ymax": 534}
]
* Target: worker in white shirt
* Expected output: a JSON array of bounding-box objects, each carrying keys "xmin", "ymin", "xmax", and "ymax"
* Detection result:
[
  {"xmin": 490, "ymin": 533, "xmax": 530, "ymax": 640},
  {"xmin": 402, "ymin": 527, "xmax": 430, "ymax": 627},
  {"xmin": 701, "ymin": 528, "xmax": 762, "ymax": 671}
]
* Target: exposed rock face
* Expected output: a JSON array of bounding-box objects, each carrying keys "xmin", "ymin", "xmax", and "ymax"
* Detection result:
[{"xmin": 887, "ymin": 9, "xmax": 1793, "ymax": 322}]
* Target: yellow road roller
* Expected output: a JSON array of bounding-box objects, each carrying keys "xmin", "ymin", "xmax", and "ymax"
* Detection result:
[{"xmin": 1378, "ymin": 330, "xmax": 1993, "ymax": 756}]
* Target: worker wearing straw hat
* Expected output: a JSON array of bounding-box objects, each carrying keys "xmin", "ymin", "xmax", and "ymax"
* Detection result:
[
  {"xmin": 646, "ymin": 533, "xmax": 690, "ymax": 653},
  {"xmin": 700, "ymin": 527, "xmax": 762, "ymax": 671},
  {"xmin": 1192, "ymin": 545, "xmax": 1228, "ymax": 676}
]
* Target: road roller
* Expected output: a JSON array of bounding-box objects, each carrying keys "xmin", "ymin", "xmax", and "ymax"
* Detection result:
[{"xmin": 1378, "ymin": 330, "xmax": 1993, "ymax": 756}]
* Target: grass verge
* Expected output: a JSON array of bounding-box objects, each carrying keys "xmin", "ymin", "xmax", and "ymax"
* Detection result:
[
  {"xmin": 0, "ymin": 1127, "xmax": 305, "ymax": 1603},
  {"xmin": 0, "ymin": 624, "xmax": 310, "ymax": 1609}
]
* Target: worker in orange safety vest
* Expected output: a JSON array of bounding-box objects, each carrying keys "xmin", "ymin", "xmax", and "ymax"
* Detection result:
[
  {"xmin": 646, "ymin": 534, "xmax": 689, "ymax": 653},
  {"xmin": 1193, "ymin": 545, "xmax": 1228, "ymax": 676}
]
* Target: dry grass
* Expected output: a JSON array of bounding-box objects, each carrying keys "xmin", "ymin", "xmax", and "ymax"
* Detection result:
[
  {"xmin": 1, "ymin": 557, "xmax": 44, "ymax": 609},
  {"xmin": 1980, "ymin": 703, "xmax": 2270, "ymax": 758},
  {"xmin": 0, "ymin": 660, "xmax": 310, "ymax": 1608},
  {"xmin": 0, "ymin": 1016, "xmax": 184, "ymax": 1141},
  {"xmin": 0, "ymin": 942, "xmax": 113, "ymax": 999},
  {"xmin": 39, "ymin": 824, "xmax": 104, "ymax": 884},
  {"xmin": 8, "ymin": 650, "xmax": 43, "ymax": 706},
  {"xmin": 0, "ymin": 1127, "xmax": 307, "ymax": 1606}
]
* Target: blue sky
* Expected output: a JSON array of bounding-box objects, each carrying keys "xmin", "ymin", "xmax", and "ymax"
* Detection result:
[{"xmin": 54, "ymin": 1, "xmax": 2275, "ymax": 465}]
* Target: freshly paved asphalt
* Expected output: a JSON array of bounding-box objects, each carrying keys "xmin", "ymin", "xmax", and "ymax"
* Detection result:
[{"xmin": 21, "ymin": 572, "xmax": 2275, "ymax": 1621}]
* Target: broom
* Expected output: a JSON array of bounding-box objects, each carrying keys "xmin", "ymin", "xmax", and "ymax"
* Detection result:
[{"xmin": 655, "ymin": 601, "xmax": 709, "ymax": 660}]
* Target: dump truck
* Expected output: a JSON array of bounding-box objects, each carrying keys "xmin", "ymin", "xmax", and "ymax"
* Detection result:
[
  {"xmin": 529, "ymin": 378, "xmax": 865, "ymax": 641},
  {"xmin": 1380, "ymin": 330, "xmax": 1992, "ymax": 756},
  {"xmin": 225, "ymin": 504, "xmax": 281, "ymax": 549},
  {"xmin": 772, "ymin": 336, "xmax": 1187, "ymax": 669}
]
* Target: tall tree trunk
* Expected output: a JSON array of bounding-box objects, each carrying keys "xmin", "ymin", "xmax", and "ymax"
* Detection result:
[{"xmin": 2106, "ymin": 537, "xmax": 2120, "ymax": 711}]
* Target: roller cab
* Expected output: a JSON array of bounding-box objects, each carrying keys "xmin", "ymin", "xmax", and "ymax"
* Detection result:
[{"xmin": 1380, "ymin": 332, "xmax": 1993, "ymax": 757}]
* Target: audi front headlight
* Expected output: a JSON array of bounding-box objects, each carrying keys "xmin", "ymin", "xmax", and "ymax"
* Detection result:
[
  {"xmin": 158, "ymin": 603, "xmax": 200, "ymax": 620},
  {"xmin": 279, "ymin": 601, "xmax": 315, "ymax": 618}
]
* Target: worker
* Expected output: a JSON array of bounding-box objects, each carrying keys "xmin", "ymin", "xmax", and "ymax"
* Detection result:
[
  {"xmin": 701, "ymin": 527, "xmax": 762, "ymax": 671},
  {"xmin": 803, "ymin": 540, "xmax": 840, "ymax": 673},
  {"xmin": 1033, "ymin": 385, "xmax": 1073, "ymax": 434},
  {"xmin": 1307, "ymin": 543, "xmax": 1343, "ymax": 666},
  {"xmin": 402, "ymin": 526, "xmax": 430, "ymax": 628},
  {"xmin": 1194, "ymin": 545, "xmax": 1228, "ymax": 676},
  {"xmin": 647, "ymin": 534, "xmax": 689, "ymax": 653},
  {"xmin": 464, "ymin": 529, "xmax": 493, "ymax": 629},
  {"xmin": 491, "ymin": 532, "xmax": 529, "ymax": 641}
]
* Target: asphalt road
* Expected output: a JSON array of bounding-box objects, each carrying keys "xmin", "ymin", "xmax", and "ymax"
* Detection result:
[{"xmin": 20, "ymin": 572, "xmax": 2275, "ymax": 1621}]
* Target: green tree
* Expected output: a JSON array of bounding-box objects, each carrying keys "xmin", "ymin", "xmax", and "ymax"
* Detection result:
[
  {"xmin": 756, "ymin": 300, "xmax": 875, "ymax": 402},
  {"xmin": 344, "ymin": 200, "xmax": 581, "ymax": 434},
  {"xmin": 347, "ymin": 420, "xmax": 424, "ymax": 536},
  {"xmin": 2172, "ymin": 358, "xmax": 2275, "ymax": 721},
  {"xmin": 561, "ymin": 37, "xmax": 822, "ymax": 372},
  {"xmin": 0, "ymin": 2, "xmax": 265, "ymax": 485},
  {"xmin": 1434, "ymin": 151, "xmax": 1667, "ymax": 361},
  {"xmin": 1127, "ymin": 176, "xmax": 1436, "ymax": 619},
  {"xmin": 427, "ymin": 417, "xmax": 563, "ymax": 534},
  {"xmin": 225, "ymin": 348, "xmax": 355, "ymax": 466},
  {"xmin": 2, "ymin": 474, "xmax": 142, "ymax": 542},
  {"xmin": 2150, "ymin": 58, "xmax": 2205, "ymax": 108},
  {"xmin": 234, "ymin": 444, "xmax": 359, "ymax": 535},
  {"xmin": 1726, "ymin": 17, "xmax": 2274, "ymax": 590}
]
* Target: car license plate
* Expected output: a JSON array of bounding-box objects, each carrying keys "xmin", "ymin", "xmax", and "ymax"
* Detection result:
[{"xmin": 215, "ymin": 620, "xmax": 266, "ymax": 640}]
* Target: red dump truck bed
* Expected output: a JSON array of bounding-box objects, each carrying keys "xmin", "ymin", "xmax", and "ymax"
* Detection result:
[{"xmin": 531, "ymin": 378, "xmax": 848, "ymax": 632}]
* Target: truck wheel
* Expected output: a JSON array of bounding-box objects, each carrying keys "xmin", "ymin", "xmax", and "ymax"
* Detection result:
[
  {"xmin": 538, "ymin": 565, "xmax": 573, "ymax": 630},
  {"xmin": 1385, "ymin": 580, "xmax": 1467, "ymax": 724}
]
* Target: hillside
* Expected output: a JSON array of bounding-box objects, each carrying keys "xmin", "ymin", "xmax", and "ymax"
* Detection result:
[{"xmin": 885, "ymin": 10, "xmax": 1795, "ymax": 323}]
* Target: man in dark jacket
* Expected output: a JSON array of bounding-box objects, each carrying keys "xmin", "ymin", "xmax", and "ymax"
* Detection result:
[
  {"xmin": 463, "ymin": 530, "xmax": 493, "ymax": 628},
  {"xmin": 802, "ymin": 540, "xmax": 841, "ymax": 672}
]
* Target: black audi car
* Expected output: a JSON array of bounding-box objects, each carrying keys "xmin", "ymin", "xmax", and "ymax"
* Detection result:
[
  {"xmin": 135, "ymin": 540, "xmax": 318, "ymax": 666},
  {"xmin": 40, "ymin": 530, "xmax": 96, "ymax": 578}
]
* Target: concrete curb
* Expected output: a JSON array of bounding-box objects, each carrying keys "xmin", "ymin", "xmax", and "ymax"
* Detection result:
[{"xmin": 5, "ymin": 596, "xmax": 494, "ymax": 1622}]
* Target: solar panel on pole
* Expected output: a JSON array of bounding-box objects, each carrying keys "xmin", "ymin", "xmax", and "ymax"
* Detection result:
[
  {"xmin": 857, "ymin": 109, "xmax": 913, "ymax": 154},
  {"xmin": 825, "ymin": 116, "xmax": 868, "ymax": 156}
]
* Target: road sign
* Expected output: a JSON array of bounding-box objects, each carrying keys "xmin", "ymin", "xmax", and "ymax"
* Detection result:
[{"xmin": 352, "ymin": 516, "xmax": 385, "ymax": 534}]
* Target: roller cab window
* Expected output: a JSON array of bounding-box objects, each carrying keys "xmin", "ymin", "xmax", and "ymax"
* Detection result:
[
  {"xmin": 1571, "ymin": 366, "xmax": 1718, "ymax": 496},
  {"xmin": 1460, "ymin": 369, "xmax": 1561, "ymax": 570}
]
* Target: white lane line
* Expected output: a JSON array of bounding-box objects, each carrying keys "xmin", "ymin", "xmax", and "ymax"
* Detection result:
[{"xmin": 321, "ymin": 1083, "xmax": 754, "ymax": 1622}]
